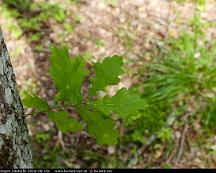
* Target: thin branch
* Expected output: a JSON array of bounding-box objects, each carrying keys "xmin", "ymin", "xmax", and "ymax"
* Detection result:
[{"xmin": 25, "ymin": 102, "xmax": 86, "ymax": 116}]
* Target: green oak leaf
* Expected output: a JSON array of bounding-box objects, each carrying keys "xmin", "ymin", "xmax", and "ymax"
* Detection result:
[
  {"xmin": 49, "ymin": 46, "xmax": 89, "ymax": 104},
  {"xmin": 91, "ymin": 88, "xmax": 145, "ymax": 118},
  {"xmin": 77, "ymin": 107, "xmax": 118, "ymax": 145},
  {"xmin": 48, "ymin": 111, "xmax": 83, "ymax": 133},
  {"xmin": 89, "ymin": 55, "xmax": 123, "ymax": 96},
  {"xmin": 22, "ymin": 92, "xmax": 50, "ymax": 112}
]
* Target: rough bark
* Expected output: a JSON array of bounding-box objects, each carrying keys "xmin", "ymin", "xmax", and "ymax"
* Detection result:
[{"xmin": 0, "ymin": 28, "xmax": 32, "ymax": 168}]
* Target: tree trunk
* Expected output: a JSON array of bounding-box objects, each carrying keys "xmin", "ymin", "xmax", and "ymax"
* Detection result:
[{"xmin": 0, "ymin": 28, "xmax": 32, "ymax": 168}]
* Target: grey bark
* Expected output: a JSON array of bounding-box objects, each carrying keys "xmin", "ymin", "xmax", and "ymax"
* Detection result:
[{"xmin": 0, "ymin": 28, "xmax": 32, "ymax": 168}]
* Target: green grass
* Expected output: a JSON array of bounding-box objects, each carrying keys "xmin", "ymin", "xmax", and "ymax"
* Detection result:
[
  {"xmin": 124, "ymin": 27, "xmax": 216, "ymax": 144},
  {"xmin": 1, "ymin": 0, "xmax": 67, "ymax": 41}
]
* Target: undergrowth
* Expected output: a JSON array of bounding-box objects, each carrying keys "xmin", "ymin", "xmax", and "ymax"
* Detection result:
[
  {"xmin": 1, "ymin": 0, "xmax": 72, "ymax": 41},
  {"xmin": 125, "ymin": 14, "xmax": 216, "ymax": 144}
]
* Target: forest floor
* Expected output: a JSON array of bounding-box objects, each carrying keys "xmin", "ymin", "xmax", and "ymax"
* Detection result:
[{"xmin": 0, "ymin": 0, "xmax": 216, "ymax": 168}]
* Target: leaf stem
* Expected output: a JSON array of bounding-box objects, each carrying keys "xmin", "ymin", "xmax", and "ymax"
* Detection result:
[{"xmin": 25, "ymin": 102, "xmax": 86, "ymax": 116}]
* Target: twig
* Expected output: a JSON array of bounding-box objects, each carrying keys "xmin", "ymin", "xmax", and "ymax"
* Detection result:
[
  {"xmin": 165, "ymin": 134, "xmax": 178, "ymax": 163},
  {"xmin": 56, "ymin": 130, "xmax": 66, "ymax": 151},
  {"xmin": 174, "ymin": 111, "xmax": 190, "ymax": 163},
  {"xmin": 175, "ymin": 123, "xmax": 189, "ymax": 163},
  {"xmin": 25, "ymin": 102, "xmax": 86, "ymax": 116},
  {"xmin": 163, "ymin": 111, "xmax": 190, "ymax": 164}
]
